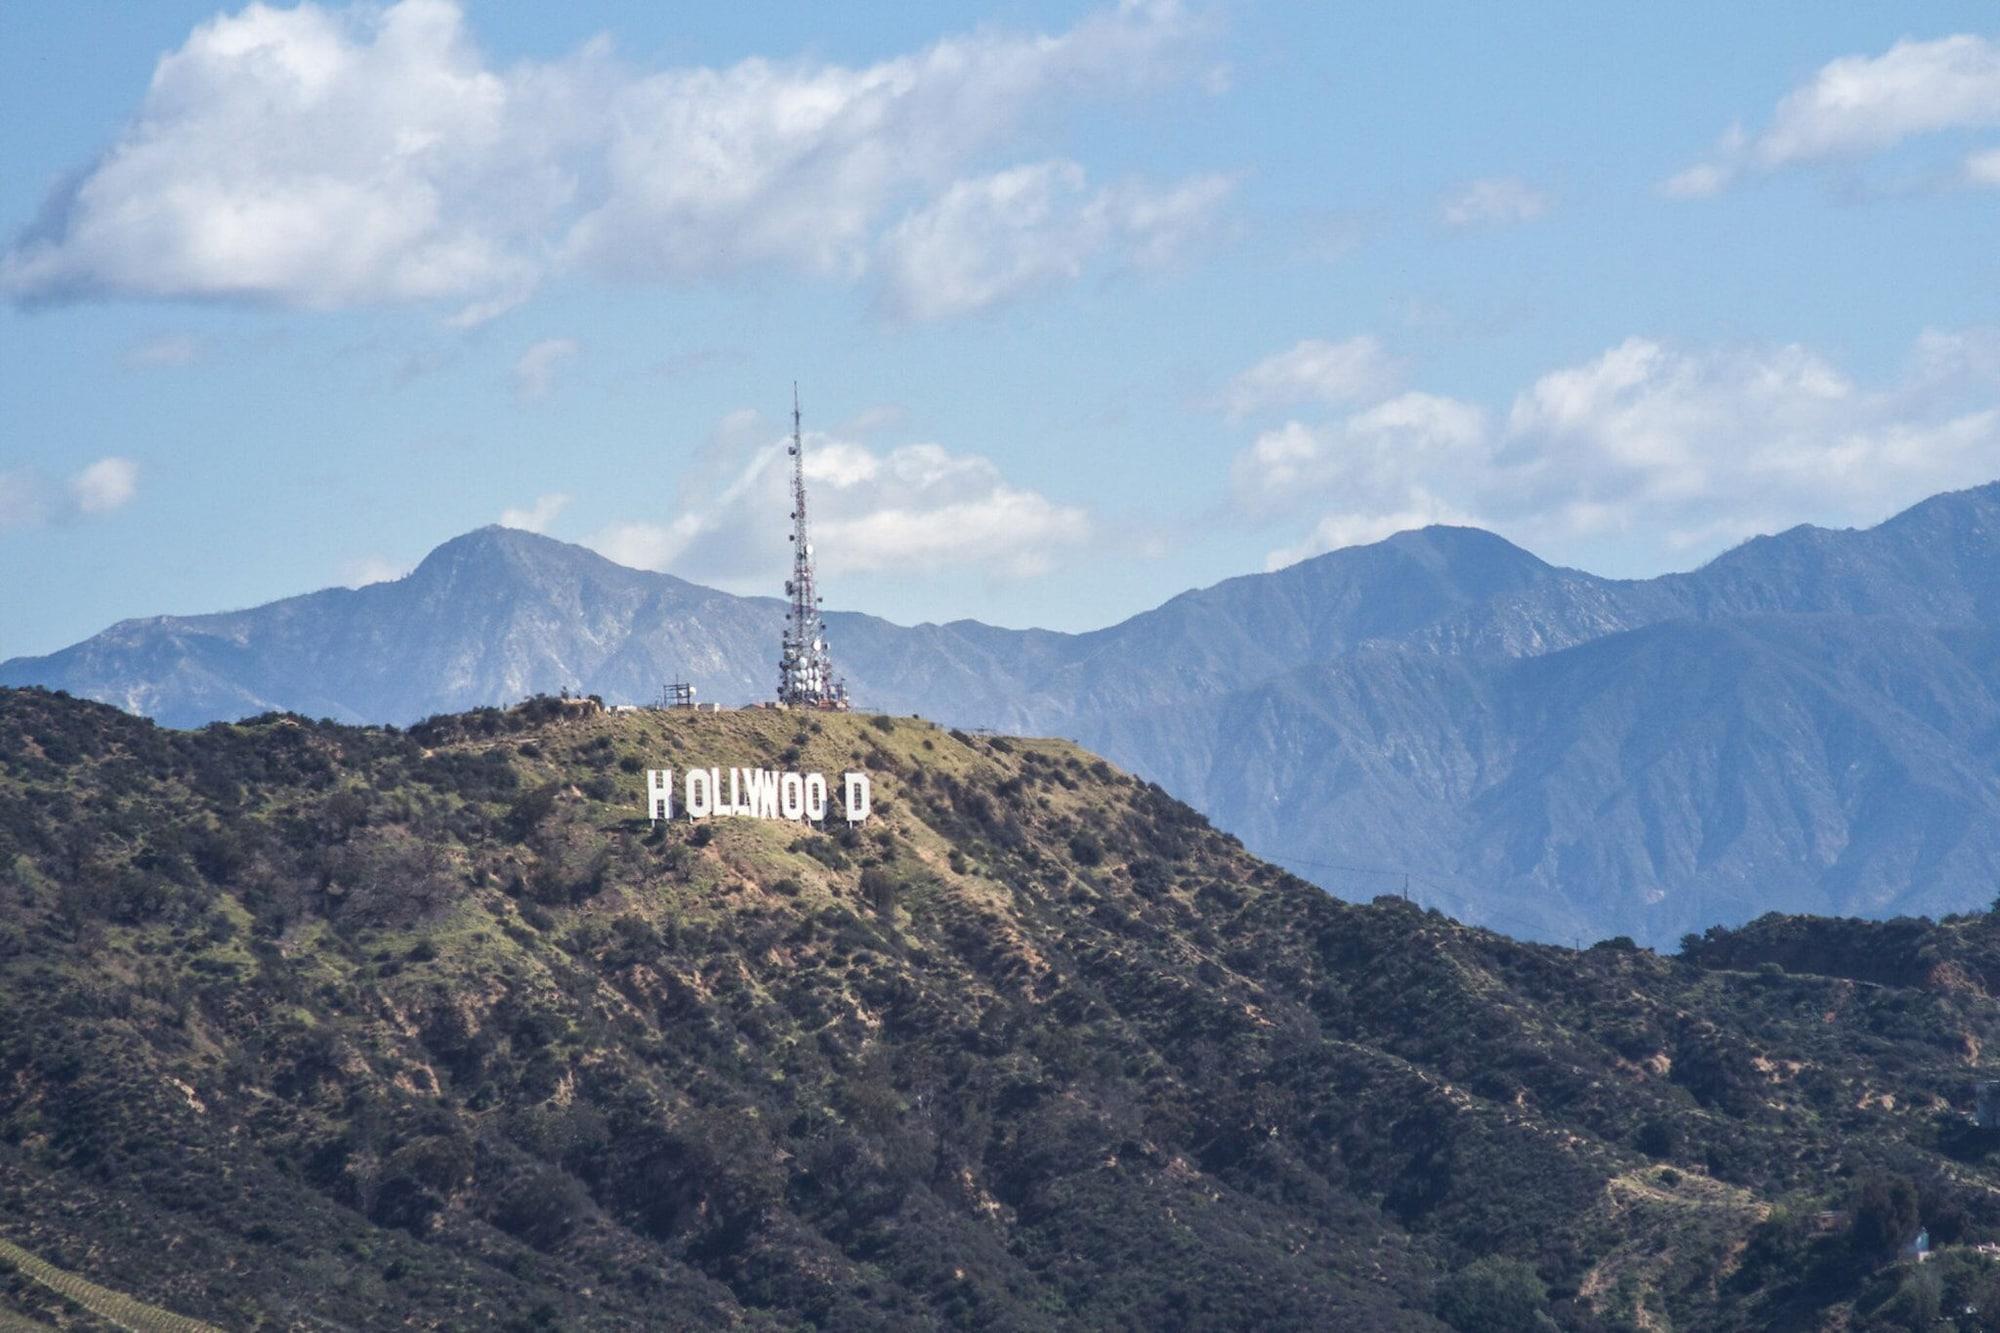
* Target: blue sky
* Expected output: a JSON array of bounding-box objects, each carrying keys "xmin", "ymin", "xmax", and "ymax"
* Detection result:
[{"xmin": 5, "ymin": 2, "xmax": 2000, "ymax": 659}]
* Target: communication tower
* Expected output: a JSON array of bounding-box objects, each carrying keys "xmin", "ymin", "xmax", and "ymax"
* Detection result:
[
  {"xmin": 777, "ymin": 385, "xmax": 849, "ymax": 710},
  {"xmin": 652, "ymin": 681, "xmax": 698, "ymax": 710}
]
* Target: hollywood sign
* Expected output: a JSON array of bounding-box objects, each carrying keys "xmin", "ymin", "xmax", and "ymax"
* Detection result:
[{"xmin": 645, "ymin": 767, "xmax": 872, "ymax": 825}]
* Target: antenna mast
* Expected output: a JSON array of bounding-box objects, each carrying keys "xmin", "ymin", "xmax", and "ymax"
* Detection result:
[{"xmin": 777, "ymin": 384, "xmax": 848, "ymax": 710}]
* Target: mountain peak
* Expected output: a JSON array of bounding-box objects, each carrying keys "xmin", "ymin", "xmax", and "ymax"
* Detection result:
[
  {"xmin": 1377, "ymin": 522, "xmax": 1549, "ymax": 566},
  {"xmin": 418, "ymin": 523, "xmax": 577, "ymax": 564},
  {"xmin": 1269, "ymin": 524, "xmax": 1552, "ymax": 586},
  {"xmin": 1876, "ymin": 477, "xmax": 2000, "ymax": 536},
  {"xmin": 406, "ymin": 525, "xmax": 652, "ymax": 595}
]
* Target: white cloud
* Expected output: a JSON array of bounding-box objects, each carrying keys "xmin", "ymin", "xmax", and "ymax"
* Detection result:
[
  {"xmin": 1755, "ymin": 35, "xmax": 2000, "ymax": 165},
  {"xmin": 498, "ymin": 491, "xmax": 572, "ymax": 533},
  {"xmin": 877, "ymin": 161, "xmax": 1096, "ymax": 321},
  {"xmin": 124, "ymin": 333, "xmax": 202, "ymax": 368},
  {"xmin": 512, "ymin": 338, "xmax": 578, "ymax": 401},
  {"xmin": 1440, "ymin": 176, "xmax": 1550, "ymax": 228},
  {"xmin": 70, "ymin": 457, "xmax": 139, "ymax": 513},
  {"xmin": 1659, "ymin": 162, "xmax": 1732, "ymax": 200},
  {"xmin": 4, "ymin": 0, "xmax": 1206, "ymax": 319},
  {"xmin": 1229, "ymin": 392, "xmax": 1486, "ymax": 522},
  {"xmin": 1913, "ymin": 326, "xmax": 2000, "ymax": 386},
  {"xmin": 1503, "ymin": 338, "xmax": 1854, "ymax": 510},
  {"xmin": 1222, "ymin": 336, "xmax": 1401, "ymax": 416},
  {"xmin": 341, "ymin": 554, "xmax": 409, "ymax": 586},
  {"xmin": 3, "ymin": 0, "xmax": 549, "ymax": 316},
  {"xmin": 1494, "ymin": 337, "xmax": 2000, "ymax": 542},
  {"xmin": 0, "ymin": 456, "xmax": 140, "ymax": 531},
  {"xmin": 566, "ymin": 3, "xmax": 1202, "ymax": 287},
  {"xmin": 589, "ymin": 411, "xmax": 1089, "ymax": 586},
  {"xmin": 1965, "ymin": 147, "xmax": 2000, "ymax": 186},
  {"xmin": 1103, "ymin": 171, "xmax": 1236, "ymax": 268},
  {"xmin": 1235, "ymin": 332, "xmax": 2000, "ymax": 572},
  {"xmin": 1669, "ymin": 34, "xmax": 2000, "ymax": 193},
  {"xmin": 814, "ymin": 443, "xmax": 1091, "ymax": 576},
  {"xmin": 877, "ymin": 159, "xmax": 1231, "ymax": 321},
  {"xmin": 592, "ymin": 517, "xmax": 706, "ymax": 572}
]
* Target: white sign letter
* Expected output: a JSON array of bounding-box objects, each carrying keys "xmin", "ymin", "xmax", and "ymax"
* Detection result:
[
  {"xmin": 646, "ymin": 769, "xmax": 674, "ymax": 822},
  {"xmin": 844, "ymin": 771, "xmax": 872, "ymax": 824},
  {"xmin": 804, "ymin": 773, "xmax": 828, "ymax": 822},
  {"xmin": 751, "ymin": 768, "xmax": 782, "ymax": 819},
  {"xmin": 779, "ymin": 772, "xmax": 805, "ymax": 821},
  {"xmin": 686, "ymin": 768, "xmax": 713, "ymax": 819}
]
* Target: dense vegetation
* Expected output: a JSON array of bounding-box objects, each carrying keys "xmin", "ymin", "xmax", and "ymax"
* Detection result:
[{"xmin": 2, "ymin": 686, "xmax": 2000, "ymax": 1328}]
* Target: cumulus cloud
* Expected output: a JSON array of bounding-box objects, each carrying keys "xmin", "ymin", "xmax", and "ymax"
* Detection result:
[
  {"xmin": 512, "ymin": 338, "xmax": 578, "ymax": 401},
  {"xmin": 590, "ymin": 411, "xmax": 1089, "ymax": 587},
  {"xmin": 1491, "ymin": 337, "xmax": 1997, "ymax": 533},
  {"xmin": 1668, "ymin": 34, "xmax": 2000, "ymax": 194},
  {"xmin": 1440, "ymin": 176, "xmax": 1550, "ymax": 228},
  {"xmin": 877, "ymin": 159, "xmax": 1230, "ymax": 321},
  {"xmin": 1754, "ymin": 35, "xmax": 2000, "ymax": 165},
  {"xmin": 3, "ymin": 0, "xmax": 1208, "ymax": 320},
  {"xmin": 1232, "ymin": 333, "xmax": 2000, "ymax": 571},
  {"xmin": 71, "ymin": 457, "xmax": 139, "ymax": 513},
  {"xmin": 1221, "ymin": 336, "xmax": 1401, "ymax": 416},
  {"xmin": 498, "ymin": 491, "xmax": 572, "ymax": 533},
  {"xmin": 1228, "ymin": 393, "xmax": 1487, "ymax": 563},
  {"xmin": 0, "ymin": 456, "xmax": 140, "ymax": 532},
  {"xmin": 3, "ymin": 0, "xmax": 550, "ymax": 316}
]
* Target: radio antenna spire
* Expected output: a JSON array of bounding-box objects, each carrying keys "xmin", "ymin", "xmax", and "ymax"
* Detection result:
[{"xmin": 776, "ymin": 383, "xmax": 848, "ymax": 710}]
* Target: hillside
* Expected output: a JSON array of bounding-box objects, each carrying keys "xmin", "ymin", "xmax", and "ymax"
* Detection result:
[
  {"xmin": 5, "ymin": 688, "xmax": 2000, "ymax": 1328},
  {"xmin": 8, "ymin": 486, "xmax": 2000, "ymax": 950}
]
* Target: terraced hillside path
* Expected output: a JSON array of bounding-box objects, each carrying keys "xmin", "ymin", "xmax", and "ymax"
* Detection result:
[{"xmin": 0, "ymin": 1237, "xmax": 221, "ymax": 1333}]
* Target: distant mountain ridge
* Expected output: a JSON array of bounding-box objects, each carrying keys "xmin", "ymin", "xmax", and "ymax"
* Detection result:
[{"xmin": 8, "ymin": 481, "xmax": 2000, "ymax": 947}]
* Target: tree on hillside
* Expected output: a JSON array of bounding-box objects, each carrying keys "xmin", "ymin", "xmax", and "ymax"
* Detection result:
[
  {"xmin": 1434, "ymin": 1256, "xmax": 1557, "ymax": 1332},
  {"xmin": 1853, "ymin": 1173, "xmax": 1921, "ymax": 1259}
]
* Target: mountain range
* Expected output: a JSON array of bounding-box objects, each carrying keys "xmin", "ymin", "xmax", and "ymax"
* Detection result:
[{"xmin": 8, "ymin": 481, "xmax": 2000, "ymax": 947}]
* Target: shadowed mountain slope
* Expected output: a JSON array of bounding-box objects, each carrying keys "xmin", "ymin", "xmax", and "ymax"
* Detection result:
[{"xmin": 1096, "ymin": 615, "xmax": 2000, "ymax": 946}]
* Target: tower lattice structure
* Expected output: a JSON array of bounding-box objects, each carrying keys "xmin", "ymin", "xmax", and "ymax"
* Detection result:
[{"xmin": 777, "ymin": 385, "xmax": 849, "ymax": 710}]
